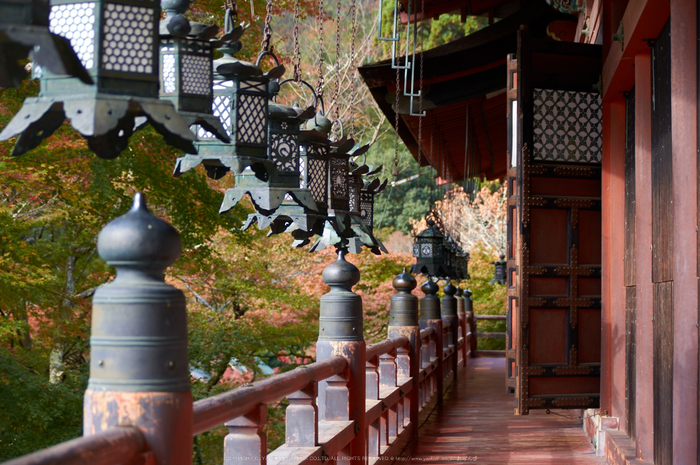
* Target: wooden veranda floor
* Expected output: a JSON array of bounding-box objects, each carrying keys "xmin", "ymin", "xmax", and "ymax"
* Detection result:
[{"xmin": 399, "ymin": 357, "xmax": 607, "ymax": 465}]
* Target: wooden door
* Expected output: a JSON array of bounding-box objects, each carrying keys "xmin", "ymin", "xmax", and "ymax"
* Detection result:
[{"xmin": 513, "ymin": 29, "xmax": 603, "ymax": 414}]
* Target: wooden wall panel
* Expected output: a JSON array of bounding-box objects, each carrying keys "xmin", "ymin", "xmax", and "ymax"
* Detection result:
[
  {"xmin": 653, "ymin": 281, "xmax": 673, "ymax": 465},
  {"xmin": 624, "ymin": 91, "xmax": 636, "ymax": 287},
  {"xmin": 625, "ymin": 286, "xmax": 636, "ymax": 438},
  {"xmin": 651, "ymin": 22, "xmax": 673, "ymax": 284},
  {"xmin": 624, "ymin": 89, "xmax": 637, "ymax": 439}
]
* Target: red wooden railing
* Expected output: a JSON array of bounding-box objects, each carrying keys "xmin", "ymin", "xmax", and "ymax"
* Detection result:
[{"xmin": 5, "ymin": 267, "xmax": 474, "ymax": 465}]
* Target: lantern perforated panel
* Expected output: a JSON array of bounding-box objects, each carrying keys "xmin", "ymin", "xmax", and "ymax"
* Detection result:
[
  {"xmin": 102, "ymin": 4, "xmax": 154, "ymax": 73},
  {"xmin": 49, "ymin": 3, "xmax": 96, "ymax": 69},
  {"xmin": 181, "ymin": 55, "xmax": 210, "ymax": 95},
  {"xmin": 348, "ymin": 184, "xmax": 358, "ymax": 212},
  {"xmin": 161, "ymin": 51, "xmax": 176, "ymax": 93},
  {"xmin": 421, "ymin": 243, "xmax": 433, "ymax": 257},
  {"xmin": 271, "ymin": 134, "xmax": 298, "ymax": 174},
  {"xmin": 237, "ymin": 94, "xmax": 266, "ymax": 144},
  {"xmin": 360, "ymin": 192, "xmax": 373, "ymax": 227},
  {"xmin": 331, "ymin": 158, "xmax": 348, "ymax": 197},
  {"xmin": 307, "ymin": 157, "xmax": 328, "ymax": 203},
  {"xmin": 532, "ymin": 88, "xmax": 602, "ymax": 163},
  {"xmin": 413, "ymin": 243, "xmax": 420, "ymax": 257}
]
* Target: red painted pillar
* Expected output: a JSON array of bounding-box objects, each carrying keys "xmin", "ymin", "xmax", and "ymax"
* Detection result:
[
  {"xmin": 601, "ymin": 98, "xmax": 627, "ymax": 424},
  {"xmin": 670, "ymin": 0, "xmax": 698, "ymax": 461}
]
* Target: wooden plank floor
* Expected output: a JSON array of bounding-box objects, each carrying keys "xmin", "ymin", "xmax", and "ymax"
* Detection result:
[{"xmin": 399, "ymin": 357, "xmax": 608, "ymax": 465}]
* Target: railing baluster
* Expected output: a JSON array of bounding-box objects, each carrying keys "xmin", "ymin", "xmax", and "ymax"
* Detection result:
[
  {"xmin": 224, "ymin": 405, "xmax": 268, "ymax": 465},
  {"xmin": 366, "ymin": 354, "xmax": 381, "ymax": 458},
  {"xmin": 324, "ymin": 373, "xmax": 350, "ymax": 421},
  {"xmin": 379, "ymin": 351, "xmax": 398, "ymax": 441},
  {"xmin": 286, "ymin": 384, "xmax": 318, "ymax": 447}
]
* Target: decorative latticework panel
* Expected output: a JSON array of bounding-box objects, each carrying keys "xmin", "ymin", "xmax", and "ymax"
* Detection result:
[
  {"xmin": 330, "ymin": 158, "xmax": 348, "ymax": 197},
  {"xmin": 237, "ymin": 94, "xmax": 266, "ymax": 144},
  {"xmin": 306, "ymin": 157, "xmax": 328, "ymax": 203},
  {"xmin": 532, "ymin": 89, "xmax": 602, "ymax": 163},
  {"xmin": 348, "ymin": 183, "xmax": 358, "ymax": 212},
  {"xmin": 161, "ymin": 51, "xmax": 176, "ymax": 93},
  {"xmin": 182, "ymin": 54, "xmax": 210, "ymax": 95},
  {"xmin": 271, "ymin": 134, "xmax": 298, "ymax": 174},
  {"xmin": 360, "ymin": 192, "xmax": 373, "ymax": 228},
  {"xmin": 102, "ymin": 4, "xmax": 154, "ymax": 73},
  {"xmin": 49, "ymin": 3, "xmax": 96, "ymax": 69}
]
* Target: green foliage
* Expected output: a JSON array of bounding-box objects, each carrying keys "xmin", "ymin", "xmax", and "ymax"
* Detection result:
[
  {"xmin": 0, "ymin": 348, "xmax": 87, "ymax": 460},
  {"xmin": 467, "ymin": 244, "xmax": 506, "ymax": 350}
]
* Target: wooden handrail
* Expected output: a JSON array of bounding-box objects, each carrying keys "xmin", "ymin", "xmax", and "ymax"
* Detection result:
[
  {"xmin": 420, "ymin": 327, "xmax": 435, "ymax": 339},
  {"xmin": 192, "ymin": 355, "xmax": 348, "ymax": 435},
  {"xmin": 366, "ymin": 336, "xmax": 409, "ymax": 359},
  {"xmin": 4, "ymin": 426, "xmax": 145, "ymax": 465},
  {"xmin": 475, "ymin": 314, "xmax": 507, "ymax": 321}
]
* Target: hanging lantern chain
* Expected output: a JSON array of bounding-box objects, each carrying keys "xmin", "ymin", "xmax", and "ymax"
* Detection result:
[
  {"xmin": 393, "ymin": 53, "xmax": 400, "ymax": 177},
  {"xmin": 224, "ymin": 0, "xmax": 237, "ymax": 24},
  {"xmin": 260, "ymin": 0, "xmax": 273, "ymax": 54},
  {"xmin": 416, "ymin": 0, "xmax": 425, "ymax": 187},
  {"xmin": 331, "ymin": 0, "xmax": 342, "ymax": 138},
  {"xmin": 316, "ymin": 0, "xmax": 325, "ymax": 99},
  {"xmin": 348, "ymin": 0, "xmax": 357, "ymax": 139},
  {"xmin": 293, "ymin": 0, "xmax": 301, "ymax": 81}
]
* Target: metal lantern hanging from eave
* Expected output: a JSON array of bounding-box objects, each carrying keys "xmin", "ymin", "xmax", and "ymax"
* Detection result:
[
  {"xmin": 0, "ymin": 0, "xmax": 92, "ymax": 88},
  {"xmin": 0, "ymin": 0, "xmax": 198, "ymax": 159},
  {"xmin": 157, "ymin": 0, "xmax": 235, "ymax": 143},
  {"xmin": 491, "ymin": 253, "xmax": 507, "ymax": 285},
  {"xmin": 218, "ymin": 80, "xmax": 321, "ymax": 226},
  {"xmin": 173, "ymin": 11, "xmax": 286, "ymax": 180},
  {"xmin": 410, "ymin": 219, "xmax": 448, "ymax": 278},
  {"xmin": 456, "ymin": 247, "xmax": 471, "ymax": 281}
]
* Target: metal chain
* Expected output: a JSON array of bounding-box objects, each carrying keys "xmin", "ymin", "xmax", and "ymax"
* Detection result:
[
  {"xmin": 416, "ymin": 0, "xmax": 424, "ymax": 187},
  {"xmin": 332, "ymin": 0, "xmax": 342, "ymax": 137},
  {"xmin": 260, "ymin": 0, "xmax": 273, "ymax": 54},
  {"xmin": 225, "ymin": 0, "xmax": 237, "ymax": 24},
  {"xmin": 293, "ymin": 0, "xmax": 301, "ymax": 81},
  {"xmin": 316, "ymin": 0, "xmax": 325, "ymax": 99},
  {"xmin": 393, "ymin": 59, "xmax": 400, "ymax": 177},
  {"xmin": 348, "ymin": 0, "xmax": 357, "ymax": 139}
]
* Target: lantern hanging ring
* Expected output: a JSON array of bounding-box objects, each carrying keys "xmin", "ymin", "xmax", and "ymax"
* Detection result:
[
  {"xmin": 256, "ymin": 49, "xmax": 281, "ymax": 68},
  {"xmin": 279, "ymin": 79, "xmax": 320, "ymax": 110}
]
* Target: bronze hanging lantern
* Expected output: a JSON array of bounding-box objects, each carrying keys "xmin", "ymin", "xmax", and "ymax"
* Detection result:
[
  {"xmin": 0, "ymin": 0, "xmax": 92, "ymax": 88},
  {"xmin": 173, "ymin": 8, "xmax": 284, "ymax": 180},
  {"xmin": 456, "ymin": 247, "xmax": 470, "ymax": 281},
  {"xmin": 410, "ymin": 219, "xmax": 448, "ymax": 277},
  {"xmin": 1, "ymin": 0, "xmax": 198, "ymax": 159},
  {"xmin": 218, "ymin": 79, "xmax": 321, "ymax": 230},
  {"xmin": 491, "ymin": 253, "xmax": 507, "ymax": 285},
  {"xmin": 157, "ymin": 0, "xmax": 232, "ymax": 143}
]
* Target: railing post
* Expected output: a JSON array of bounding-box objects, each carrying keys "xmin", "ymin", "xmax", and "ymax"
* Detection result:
[
  {"xmin": 84, "ymin": 193, "xmax": 192, "ymax": 465},
  {"xmin": 224, "ymin": 405, "xmax": 268, "ymax": 464},
  {"xmin": 441, "ymin": 282, "xmax": 458, "ymax": 382},
  {"xmin": 387, "ymin": 270, "xmax": 419, "ymax": 438},
  {"xmin": 464, "ymin": 289, "xmax": 476, "ymax": 357},
  {"xmin": 455, "ymin": 286, "xmax": 468, "ymax": 367},
  {"xmin": 316, "ymin": 251, "xmax": 365, "ymax": 465},
  {"xmin": 419, "ymin": 280, "xmax": 443, "ymax": 403}
]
